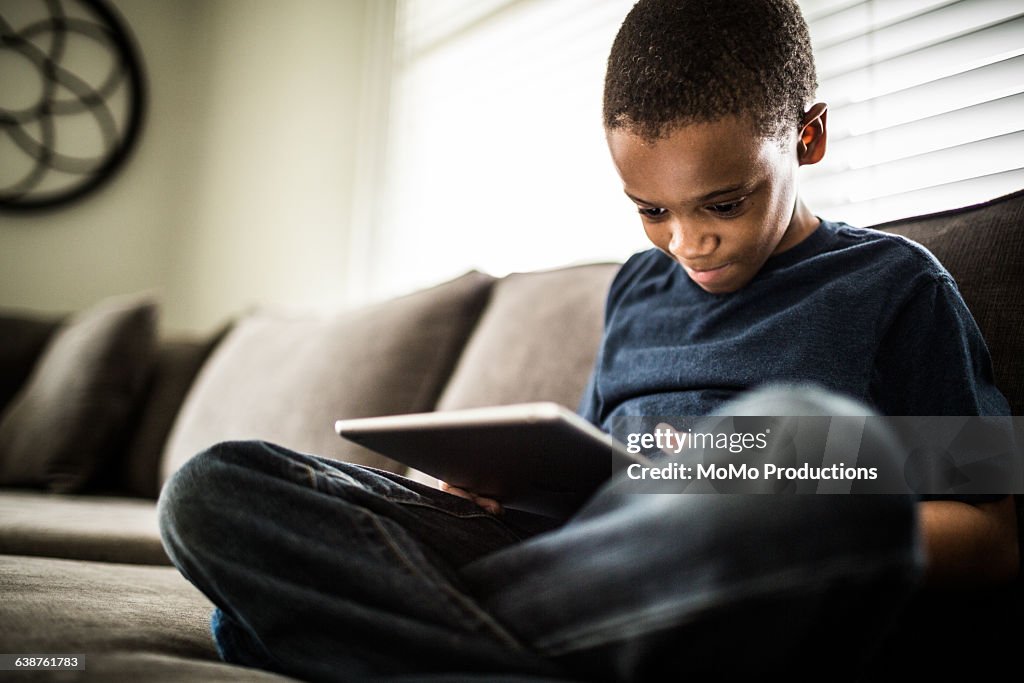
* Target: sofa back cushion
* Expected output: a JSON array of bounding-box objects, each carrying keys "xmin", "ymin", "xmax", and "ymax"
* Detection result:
[
  {"xmin": 0, "ymin": 295, "xmax": 158, "ymax": 493},
  {"xmin": 122, "ymin": 333, "xmax": 228, "ymax": 498},
  {"xmin": 874, "ymin": 189, "xmax": 1024, "ymax": 415},
  {"xmin": 160, "ymin": 271, "xmax": 494, "ymax": 486},
  {"xmin": 437, "ymin": 263, "xmax": 618, "ymax": 412},
  {"xmin": 84, "ymin": 329, "xmax": 228, "ymax": 499},
  {"xmin": 0, "ymin": 313, "xmax": 64, "ymax": 415}
]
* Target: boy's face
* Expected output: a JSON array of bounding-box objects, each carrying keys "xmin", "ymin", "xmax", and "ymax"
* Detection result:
[{"xmin": 607, "ymin": 112, "xmax": 823, "ymax": 294}]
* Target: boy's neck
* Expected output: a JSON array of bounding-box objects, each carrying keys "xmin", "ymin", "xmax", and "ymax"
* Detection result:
[{"xmin": 774, "ymin": 198, "xmax": 821, "ymax": 256}]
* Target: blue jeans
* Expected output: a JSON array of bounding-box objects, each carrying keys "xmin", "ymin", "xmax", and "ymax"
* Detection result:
[{"xmin": 157, "ymin": 386, "xmax": 923, "ymax": 682}]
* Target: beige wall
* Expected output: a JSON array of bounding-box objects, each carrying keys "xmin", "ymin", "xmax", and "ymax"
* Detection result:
[{"xmin": 0, "ymin": 0, "xmax": 377, "ymax": 334}]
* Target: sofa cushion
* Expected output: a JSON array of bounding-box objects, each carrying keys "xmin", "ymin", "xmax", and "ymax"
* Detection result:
[
  {"xmin": 0, "ymin": 554, "xmax": 214, "ymax": 660},
  {"xmin": 110, "ymin": 330, "xmax": 229, "ymax": 499},
  {"xmin": 0, "ymin": 555, "xmax": 302, "ymax": 681},
  {"xmin": 161, "ymin": 271, "xmax": 495, "ymax": 486},
  {"xmin": 0, "ymin": 311, "xmax": 63, "ymax": 414},
  {"xmin": 437, "ymin": 263, "xmax": 619, "ymax": 412},
  {"xmin": 81, "ymin": 653, "xmax": 300, "ymax": 682},
  {"xmin": 874, "ymin": 188, "xmax": 1024, "ymax": 415},
  {"xmin": 0, "ymin": 294, "xmax": 158, "ymax": 493},
  {"xmin": 0, "ymin": 491, "xmax": 168, "ymax": 565}
]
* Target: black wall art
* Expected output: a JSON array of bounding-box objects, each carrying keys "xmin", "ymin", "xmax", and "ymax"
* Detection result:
[{"xmin": 0, "ymin": 0, "xmax": 146, "ymax": 211}]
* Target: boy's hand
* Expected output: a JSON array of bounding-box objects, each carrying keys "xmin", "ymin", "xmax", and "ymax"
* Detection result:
[{"xmin": 438, "ymin": 481, "xmax": 504, "ymax": 515}]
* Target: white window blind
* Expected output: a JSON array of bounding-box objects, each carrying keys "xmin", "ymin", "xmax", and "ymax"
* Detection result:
[
  {"xmin": 368, "ymin": 0, "xmax": 1024, "ymax": 300},
  {"xmin": 800, "ymin": 0, "xmax": 1024, "ymax": 226}
]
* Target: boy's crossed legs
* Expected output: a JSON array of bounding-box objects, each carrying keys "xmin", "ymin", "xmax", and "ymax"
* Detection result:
[{"xmin": 158, "ymin": 386, "xmax": 923, "ymax": 682}]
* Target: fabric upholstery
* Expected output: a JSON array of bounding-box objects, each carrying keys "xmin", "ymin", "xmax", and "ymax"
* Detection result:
[
  {"xmin": 873, "ymin": 189, "xmax": 1024, "ymax": 415},
  {"xmin": 0, "ymin": 491, "xmax": 168, "ymax": 565},
  {"xmin": 0, "ymin": 295, "xmax": 157, "ymax": 493},
  {"xmin": 80, "ymin": 653, "xmax": 299, "ymax": 682},
  {"xmin": 0, "ymin": 555, "xmax": 214, "ymax": 659},
  {"xmin": 0, "ymin": 554, "xmax": 301, "ymax": 680},
  {"xmin": 160, "ymin": 272, "xmax": 495, "ymax": 486},
  {"xmin": 437, "ymin": 263, "xmax": 618, "ymax": 412},
  {"xmin": 0, "ymin": 312, "xmax": 63, "ymax": 414},
  {"xmin": 113, "ymin": 331, "xmax": 229, "ymax": 499}
]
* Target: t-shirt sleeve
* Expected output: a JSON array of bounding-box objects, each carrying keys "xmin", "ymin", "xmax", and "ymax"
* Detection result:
[
  {"xmin": 870, "ymin": 274, "xmax": 1009, "ymax": 417},
  {"xmin": 871, "ymin": 274, "xmax": 1012, "ymax": 503}
]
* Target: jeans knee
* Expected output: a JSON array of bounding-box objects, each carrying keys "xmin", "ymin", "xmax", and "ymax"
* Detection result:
[{"xmin": 157, "ymin": 441, "xmax": 268, "ymax": 560}]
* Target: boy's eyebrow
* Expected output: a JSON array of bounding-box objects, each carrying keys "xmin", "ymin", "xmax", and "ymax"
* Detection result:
[{"xmin": 625, "ymin": 183, "xmax": 750, "ymax": 206}]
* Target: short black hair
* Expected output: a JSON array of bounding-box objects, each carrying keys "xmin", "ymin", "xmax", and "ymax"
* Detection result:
[{"xmin": 604, "ymin": 0, "xmax": 817, "ymax": 140}]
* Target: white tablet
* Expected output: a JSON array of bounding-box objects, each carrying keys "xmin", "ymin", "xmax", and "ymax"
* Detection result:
[{"xmin": 335, "ymin": 402, "xmax": 650, "ymax": 518}]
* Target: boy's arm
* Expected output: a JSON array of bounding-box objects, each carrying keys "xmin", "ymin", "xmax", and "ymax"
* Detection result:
[
  {"xmin": 871, "ymin": 274, "xmax": 1018, "ymax": 586},
  {"xmin": 919, "ymin": 496, "xmax": 1019, "ymax": 586}
]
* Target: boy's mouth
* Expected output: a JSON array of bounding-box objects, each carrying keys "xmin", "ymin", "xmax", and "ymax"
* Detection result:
[{"xmin": 684, "ymin": 262, "xmax": 732, "ymax": 286}]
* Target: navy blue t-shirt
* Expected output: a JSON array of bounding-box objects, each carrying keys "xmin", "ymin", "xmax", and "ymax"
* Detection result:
[{"xmin": 578, "ymin": 219, "xmax": 1010, "ymax": 429}]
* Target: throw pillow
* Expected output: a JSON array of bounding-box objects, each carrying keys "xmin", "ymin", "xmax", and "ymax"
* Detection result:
[
  {"xmin": 0, "ymin": 312, "xmax": 64, "ymax": 414},
  {"xmin": 437, "ymin": 263, "xmax": 618, "ymax": 412},
  {"xmin": 159, "ymin": 271, "xmax": 494, "ymax": 486},
  {"xmin": 0, "ymin": 294, "xmax": 158, "ymax": 492}
]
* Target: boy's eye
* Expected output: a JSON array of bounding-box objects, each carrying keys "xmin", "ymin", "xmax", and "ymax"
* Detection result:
[
  {"xmin": 638, "ymin": 207, "xmax": 667, "ymax": 218},
  {"xmin": 707, "ymin": 198, "xmax": 747, "ymax": 217}
]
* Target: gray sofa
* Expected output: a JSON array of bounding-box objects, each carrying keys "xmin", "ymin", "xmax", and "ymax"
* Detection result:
[{"xmin": 1, "ymin": 190, "xmax": 1022, "ymax": 681}]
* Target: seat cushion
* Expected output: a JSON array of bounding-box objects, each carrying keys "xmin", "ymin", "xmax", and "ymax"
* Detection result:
[
  {"xmin": 0, "ymin": 555, "xmax": 321, "ymax": 681},
  {"xmin": 0, "ymin": 491, "xmax": 168, "ymax": 565},
  {"xmin": 161, "ymin": 271, "xmax": 495, "ymax": 486},
  {"xmin": 437, "ymin": 263, "xmax": 619, "ymax": 412},
  {"xmin": 80, "ymin": 652, "xmax": 300, "ymax": 682},
  {"xmin": 0, "ymin": 555, "xmax": 213, "ymax": 661}
]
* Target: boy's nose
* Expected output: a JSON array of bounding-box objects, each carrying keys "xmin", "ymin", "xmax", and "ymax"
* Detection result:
[{"xmin": 668, "ymin": 220, "xmax": 718, "ymax": 261}]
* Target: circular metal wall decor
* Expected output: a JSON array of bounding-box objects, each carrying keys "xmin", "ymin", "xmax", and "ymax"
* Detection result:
[{"xmin": 0, "ymin": 0, "xmax": 145, "ymax": 211}]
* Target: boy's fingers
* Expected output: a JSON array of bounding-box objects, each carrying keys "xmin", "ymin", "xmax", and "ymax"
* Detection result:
[
  {"xmin": 473, "ymin": 496, "xmax": 504, "ymax": 516},
  {"xmin": 439, "ymin": 481, "xmax": 503, "ymax": 515},
  {"xmin": 439, "ymin": 481, "xmax": 472, "ymax": 499}
]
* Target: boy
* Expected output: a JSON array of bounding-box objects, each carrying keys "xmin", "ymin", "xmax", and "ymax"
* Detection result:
[{"xmin": 158, "ymin": 1, "xmax": 1017, "ymax": 681}]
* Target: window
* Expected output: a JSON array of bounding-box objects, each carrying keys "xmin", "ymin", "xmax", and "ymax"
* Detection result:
[
  {"xmin": 363, "ymin": 0, "xmax": 1024, "ymax": 300},
  {"xmin": 364, "ymin": 0, "xmax": 641, "ymax": 300},
  {"xmin": 800, "ymin": 0, "xmax": 1024, "ymax": 226}
]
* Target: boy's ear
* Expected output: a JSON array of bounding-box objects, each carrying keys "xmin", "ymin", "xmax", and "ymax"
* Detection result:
[{"xmin": 797, "ymin": 102, "xmax": 828, "ymax": 166}]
